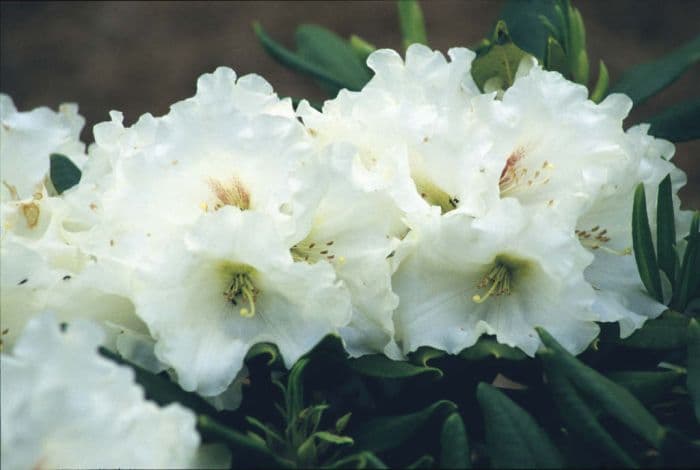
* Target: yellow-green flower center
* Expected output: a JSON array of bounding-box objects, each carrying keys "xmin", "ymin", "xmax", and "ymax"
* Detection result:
[
  {"xmin": 218, "ymin": 262, "xmax": 258, "ymax": 318},
  {"xmin": 472, "ymin": 255, "xmax": 532, "ymax": 303}
]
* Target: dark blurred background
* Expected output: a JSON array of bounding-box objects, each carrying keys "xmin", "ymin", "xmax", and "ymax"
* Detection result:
[{"xmin": 1, "ymin": 1, "xmax": 698, "ymax": 208}]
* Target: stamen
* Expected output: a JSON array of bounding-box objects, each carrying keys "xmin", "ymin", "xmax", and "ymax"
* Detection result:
[
  {"xmin": 208, "ymin": 177, "xmax": 250, "ymax": 211},
  {"xmin": 224, "ymin": 272, "xmax": 258, "ymax": 317},
  {"xmin": 499, "ymin": 147, "xmax": 553, "ymax": 197},
  {"xmin": 472, "ymin": 263, "xmax": 512, "ymax": 303}
]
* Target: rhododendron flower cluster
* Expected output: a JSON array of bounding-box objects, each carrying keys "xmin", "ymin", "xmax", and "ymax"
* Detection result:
[{"xmin": 0, "ymin": 43, "xmax": 690, "ymax": 469}]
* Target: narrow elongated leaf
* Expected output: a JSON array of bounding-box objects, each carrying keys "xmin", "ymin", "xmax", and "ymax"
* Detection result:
[
  {"xmin": 541, "ymin": 356, "xmax": 637, "ymax": 467},
  {"xmin": 349, "ymin": 353, "xmax": 442, "ymax": 379},
  {"xmin": 632, "ymin": 184, "xmax": 663, "ymax": 302},
  {"xmin": 545, "ymin": 36, "xmax": 567, "ymax": 75},
  {"xmin": 295, "ymin": 24, "xmax": 372, "ymax": 94},
  {"xmin": 440, "ymin": 413, "xmax": 471, "ymax": 469},
  {"xmin": 406, "ymin": 455, "xmax": 434, "ymax": 469},
  {"xmin": 606, "ymin": 370, "xmax": 683, "ymax": 404},
  {"xmin": 253, "ymin": 22, "xmax": 357, "ymax": 93},
  {"xmin": 657, "ymin": 174, "xmax": 677, "ymax": 286},
  {"xmin": 647, "ymin": 97, "xmax": 700, "ymax": 143},
  {"xmin": 538, "ymin": 329, "xmax": 666, "ymax": 448},
  {"xmin": 477, "ymin": 383, "xmax": 563, "ymax": 468},
  {"xmin": 353, "ymin": 400, "xmax": 457, "ymax": 452},
  {"xmin": 350, "ymin": 34, "xmax": 376, "ymax": 63},
  {"xmin": 397, "ymin": 0, "xmax": 428, "ymax": 50},
  {"xmin": 610, "ymin": 35, "xmax": 700, "ymax": 104},
  {"xmin": 286, "ymin": 357, "xmax": 309, "ymax": 422},
  {"xmin": 676, "ymin": 212, "xmax": 700, "ymax": 310},
  {"xmin": 311, "ymin": 431, "xmax": 353, "ymax": 446},
  {"xmin": 590, "ymin": 60, "xmax": 609, "ymax": 103},
  {"xmin": 246, "ymin": 342, "xmax": 280, "ymax": 366},
  {"xmin": 621, "ymin": 310, "xmax": 689, "ymax": 349},
  {"xmin": 49, "ymin": 153, "xmax": 81, "ymax": 194},
  {"xmin": 459, "ymin": 337, "xmax": 527, "ymax": 360},
  {"xmin": 688, "ymin": 319, "xmax": 700, "ymax": 422}
]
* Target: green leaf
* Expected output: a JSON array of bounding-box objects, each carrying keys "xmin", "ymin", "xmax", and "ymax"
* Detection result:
[
  {"xmin": 590, "ymin": 60, "xmax": 609, "ymax": 103},
  {"xmin": 397, "ymin": 0, "xmax": 428, "ymax": 50},
  {"xmin": 498, "ymin": 0, "xmax": 558, "ymax": 60},
  {"xmin": 246, "ymin": 342, "xmax": 280, "ymax": 366},
  {"xmin": 353, "ymin": 400, "xmax": 457, "ymax": 453},
  {"xmin": 286, "ymin": 357, "xmax": 309, "ymax": 422},
  {"xmin": 349, "ymin": 34, "xmax": 376, "ymax": 64},
  {"xmin": 544, "ymin": 36, "xmax": 567, "ymax": 75},
  {"xmin": 459, "ymin": 337, "xmax": 527, "ymax": 361},
  {"xmin": 471, "ymin": 21, "xmax": 531, "ymax": 91},
  {"xmin": 410, "ymin": 345, "xmax": 446, "ymax": 367},
  {"xmin": 49, "ymin": 153, "xmax": 81, "ymax": 194},
  {"xmin": 253, "ymin": 22, "xmax": 360, "ymax": 94},
  {"xmin": 568, "ymin": 6, "xmax": 588, "ymax": 85},
  {"xmin": 477, "ymin": 383, "xmax": 563, "ymax": 468},
  {"xmin": 606, "ymin": 370, "xmax": 683, "ymax": 404},
  {"xmin": 349, "ymin": 353, "xmax": 443, "ymax": 379},
  {"xmin": 538, "ymin": 328, "xmax": 666, "ymax": 448},
  {"xmin": 632, "ymin": 184, "xmax": 664, "ymax": 302},
  {"xmin": 98, "ymin": 347, "xmax": 216, "ymax": 417},
  {"xmin": 295, "ymin": 24, "xmax": 372, "ymax": 94},
  {"xmin": 656, "ymin": 174, "xmax": 677, "ymax": 288},
  {"xmin": 610, "ymin": 35, "xmax": 700, "ymax": 105},
  {"xmin": 540, "ymin": 357, "xmax": 637, "ymax": 466},
  {"xmin": 688, "ymin": 319, "xmax": 700, "ymax": 422},
  {"xmin": 621, "ymin": 310, "xmax": 690, "ymax": 349},
  {"xmin": 676, "ymin": 212, "xmax": 700, "ymax": 310},
  {"xmin": 335, "ymin": 412, "xmax": 352, "ymax": 434},
  {"xmin": 197, "ymin": 415, "xmax": 287, "ymax": 467},
  {"xmin": 647, "ymin": 97, "xmax": 700, "ymax": 143},
  {"xmin": 440, "ymin": 413, "xmax": 471, "ymax": 469},
  {"xmin": 311, "ymin": 431, "xmax": 354, "ymax": 446}
]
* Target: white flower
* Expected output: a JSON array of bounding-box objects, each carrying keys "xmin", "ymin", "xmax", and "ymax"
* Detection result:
[
  {"xmin": 131, "ymin": 208, "xmax": 351, "ymax": 397},
  {"xmin": 477, "ymin": 60, "xmax": 635, "ymax": 222},
  {"xmin": 298, "ymin": 44, "xmax": 496, "ymax": 217},
  {"xmin": 1, "ymin": 313, "xmax": 207, "ymax": 470},
  {"xmin": 392, "ymin": 198, "xmax": 599, "ymax": 356},
  {"xmin": 577, "ymin": 124, "xmax": 688, "ymax": 335},
  {"xmin": 0, "ymin": 95, "xmax": 86, "ymax": 202},
  {"xmin": 291, "ymin": 144, "xmax": 407, "ymax": 358}
]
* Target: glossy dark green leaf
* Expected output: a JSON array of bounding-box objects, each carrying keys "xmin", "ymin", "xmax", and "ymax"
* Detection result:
[
  {"xmin": 246, "ymin": 342, "xmax": 280, "ymax": 366},
  {"xmin": 49, "ymin": 153, "xmax": 81, "ymax": 194},
  {"xmin": 253, "ymin": 22, "xmax": 357, "ymax": 93},
  {"xmin": 632, "ymin": 184, "xmax": 663, "ymax": 302},
  {"xmin": 590, "ymin": 60, "xmax": 609, "ymax": 103},
  {"xmin": 540, "ymin": 355, "xmax": 637, "ymax": 466},
  {"xmin": 98, "ymin": 347, "xmax": 216, "ymax": 417},
  {"xmin": 286, "ymin": 357, "xmax": 309, "ymax": 422},
  {"xmin": 353, "ymin": 400, "xmax": 457, "ymax": 452},
  {"xmin": 610, "ymin": 35, "xmax": 700, "ymax": 105},
  {"xmin": 477, "ymin": 383, "xmax": 563, "ymax": 468},
  {"xmin": 498, "ymin": 0, "xmax": 558, "ymax": 59},
  {"xmin": 349, "ymin": 353, "xmax": 442, "ymax": 379},
  {"xmin": 647, "ymin": 97, "xmax": 700, "ymax": 143},
  {"xmin": 459, "ymin": 337, "xmax": 526, "ymax": 361},
  {"xmin": 538, "ymin": 328, "xmax": 666, "ymax": 448},
  {"xmin": 472, "ymin": 21, "xmax": 531, "ymax": 91},
  {"xmin": 544, "ymin": 36, "xmax": 567, "ymax": 75},
  {"xmin": 621, "ymin": 310, "xmax": 689, "ymax": 349},
  {"xmin": 295, "ymin": 24, "xmax": 372, "ymax": 94},
  {"xmin": 606, "ymin": 370, "xmax": 683, "ymax": 404},
  {"xmin": 440, "ymin": 413, "xmax": 471, "ymax": 469},
  {"xmin": 656, "ymin": 174, "xmax": 677, "ymax": 290},
  {"xmin": 688, "ymin": 319, "xmax": 700, "ymax": 422},
  {"xmin": 349, "ymin": 34, "xmax": 376, "ymax": 63},
  {"xmin": 397, "ymin": 0, "xmax": 428, "ymax": 50},
  {"xmin": 410, "ymin": 345, "xmax": 446, "ymax": 367}
]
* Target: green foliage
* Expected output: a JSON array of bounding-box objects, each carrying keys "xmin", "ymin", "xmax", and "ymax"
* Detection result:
[
  {"xmin": 478, "ymin": 383, "xmax": 563, "ymax": 467},
  {"xmin": 471, "ymin": 21, "xmax": 531, "ymax": 91},
  {"xmin": 688, "ymin": 320, "xmax": 700, "ymax": 422},
  {"xmin": 49, "ymin": 153, "xmax": 81, "ymax": 194},
  {"xmin": 632, "ymin": 184, "xmax": 664, "ymax": 302},
  {"xmin": 349, "ymin": 354, "xmax": 443, "ymax": 380},
  {"xmin": 439, "ymin": 413, "xmax": 470, "ymax": 468},
  {"xmin": 648, "ymin": 97, "xmax": 700, "ymax": 143},
  {"xmin": 610, "ymin": 35, "xmax": 700, "ymax": 105},
  {"xmin": 621, "ymin": 310, "xmax": 690, "ymax": 350},
  {"xmin": 397, "ymin": 0, "xmax": 428, "ymax": 50}
]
